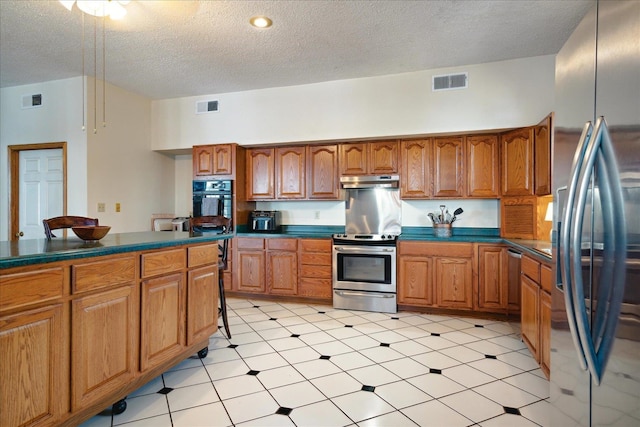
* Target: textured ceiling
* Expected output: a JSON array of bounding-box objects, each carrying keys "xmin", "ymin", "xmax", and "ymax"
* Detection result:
[{"xmin": 0, "ymin": 0, "xmax": 593, "ymax": 100}]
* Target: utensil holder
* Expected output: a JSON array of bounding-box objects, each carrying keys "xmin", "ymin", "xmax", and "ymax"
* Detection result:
[{"xmin": 433, "ymin": 223, "xmax": 452, "ymax": 238}]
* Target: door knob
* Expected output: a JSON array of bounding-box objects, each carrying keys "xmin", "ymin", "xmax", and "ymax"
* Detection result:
[{"xmin": 15, "ymin": 231, "xmax": 24, "ymax": 238}]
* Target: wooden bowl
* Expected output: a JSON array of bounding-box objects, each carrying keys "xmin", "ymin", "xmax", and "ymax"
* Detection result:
[{"xmin": 72, "ymin": 225, "xmax": 111, "ymax": 241}]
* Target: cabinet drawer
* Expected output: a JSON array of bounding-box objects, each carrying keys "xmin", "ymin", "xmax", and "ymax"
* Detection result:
[
  {"xmin": 300, "ymin": 252, "xmax": 331, "ymax": 266},
  {"xmin": 300, "ymin": 239, "xmax": 331, "ymax": 252},
  {"xmin": 540, "ymin": 263, "xmax": 552, "ymax": 293},
  {"xmin": 267, "ymin": 238, "xmax": 297, "ymax": 251},
  {"xmin": 399, "ymin": 241, "xmax": 473, "ymax": 258},
  {"xmin": 188, "ymin": 244, "xmax": 218, "ymax": 268},
  {"xmin": 300, "ymin": 263, "xmax": 332, "ymax": 279},
  {"xmin": 237, "ymin": 237, "xmax": 265, "ymax": 250},
  {"xmin": 141, "ymin": 249, "xmax": 186, "ymax": 278},
  {"xmin": 73, "ymin": 256, "xmax": 136, "ymax": 293},
  {"xmin": 521, "ymin": 255, "xmax": 540, "ymax": 283},
  {"xmin": 298, "ymin": 278, "xmax": 332, "ymax": 298},
  {"xmin": 0, "ymin": 267, "xmax": 66, "ymax": 312}
]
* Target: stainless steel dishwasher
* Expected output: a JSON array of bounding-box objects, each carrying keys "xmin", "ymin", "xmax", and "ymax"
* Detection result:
[{"xmin": 507, "ymin": 248, "xmax": 522, "ymax": 314}]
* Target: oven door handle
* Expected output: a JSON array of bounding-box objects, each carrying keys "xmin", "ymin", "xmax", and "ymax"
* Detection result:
[
  {"xmin": 334, "ymin": 247, "xmax": 395, "ymax": 253},
  {"xmin": 334, "ymin": 290, "xmax": 395, "ymax": 298}
]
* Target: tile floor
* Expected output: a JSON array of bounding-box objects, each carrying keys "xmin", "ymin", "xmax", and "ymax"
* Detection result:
[{"xmin": 80, "ymin": 298, "xmax": 550, "ymax": 427}]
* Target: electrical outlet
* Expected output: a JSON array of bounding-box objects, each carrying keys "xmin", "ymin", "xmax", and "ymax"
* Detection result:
[
  {"xmin": 115, "ymin": 202, "xmax": 121, "ymax": 213},
  {"xmin": 97, "ymin": 202, "xmax": 105, "ymax": 212}
]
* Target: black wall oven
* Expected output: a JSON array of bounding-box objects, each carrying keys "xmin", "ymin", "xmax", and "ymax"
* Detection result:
[{"xmin": 193, "ymin": 180, "xmax": 232, "ymax": 220}]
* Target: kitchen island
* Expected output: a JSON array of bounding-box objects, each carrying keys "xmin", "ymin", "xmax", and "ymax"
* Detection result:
[{"xmin": 0, "ymin": 231, "xmax": 231, "ymax": 427}]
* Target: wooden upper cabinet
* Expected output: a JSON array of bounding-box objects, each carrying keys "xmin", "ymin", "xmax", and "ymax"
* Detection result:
[
  {"xmin": 193, "ymin": 145, "xmax": 214, "ymax": 177},
  {"xmin": 466, "ymin": 134, "xmax": 499, "ymax": 198},
  {"xmin": 340, "ymin": 140, "xmax": 399, "ymax": 176},
  {"xmin": 246, "ymin": 148, "xmax": 275, "ymax": 200},
  {"xmin": 433, "ymin": 136, "xmax": 464, "ymax": 198},
  {"xmin": 212, "ymin": 144, "xmax": 233, "ymax": 176},
  {"xmin": 501, "ymin": 127, "xmax": 534, "ymax": 196},
  {"xmin": 400, "ymin": 139, "xmax": 430, "ymax": 198},
  {"xmin": 369, "ymin": 140, "xmax": 399, "ymax": 174},
  {"xmin": 308, "ymin": 145, "xmax": 339, "ymax": 199},
  {"xmin": 193, "ymin": 144, "xmax": 233, "ymax": 178},
  {"xmin": 276, "ymin": 146, "xmax": 306, "ymax": 199},
  {"xmin": 534, "ymin": 114, "xmax": 552, "ymax": 196}
]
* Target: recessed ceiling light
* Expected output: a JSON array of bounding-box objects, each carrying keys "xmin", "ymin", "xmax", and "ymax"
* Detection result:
[{"xmin": 250, "ymin": 16, "xmax": 272, "ymax": 28}]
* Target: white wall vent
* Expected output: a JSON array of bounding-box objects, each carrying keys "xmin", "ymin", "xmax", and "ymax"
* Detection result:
[
  {"xmin": 196, "ymin": 100, "xmax": 219, "ymax": 114},
  {"xmin": 432, "ymin": 73, "xmax": 468, "ymax": 91},
  {"xmin": 22, "ymin": 93, "xmax": 43, "ymax": 109}
]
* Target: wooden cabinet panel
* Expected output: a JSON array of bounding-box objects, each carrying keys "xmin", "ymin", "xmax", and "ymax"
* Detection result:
[
  {"xmin": 433, "ymin": 136, "xmax": 464, "ymax": 198},
  {"xmin": 188, "ymin": 244, "xmax": 218, "ymax": 268},
  {"xmin": 340, "ymin": 143, "xmax": 367, "ymax": 175},
  {"xmin": 400, "ymin": 139, "xmax": 430, "ymax": 198},
  {"xmin": 193, "ymin": 145, "xmax": 214, "ymax": 177},
  {"xmin": 73, "ymin": 256, "xmax": 135, "ymax": 293},
  {"xmin": 467, "ymin": 134, "xmax": 499, "ymax": 198},
  {"xmin": 300, "ymin": 238, "xmax": 331, "ymax": 252},
  {"xmin": 247, "ymin": 148, "xmax": 275, "ymax": 199},
  {"xmin": 298, "ymin": 238, "xmax": 332, "ymax": 299},
  {"xmin": 521, "ymin": 274, "xmax": 540, "ymax": 361},
  {"xmin": 0, "ymin": 267, "xmax": 66, "ymax": 312},
  {"xmin": 540, "ymin": 289, "xmax": 551, "ymax": 379},
  {"xmin": 267, "ymin": 251, "xmax": 298, "ymax": 295},
  {"xmin": 141, "ymin": 273, "xmax": 185, "ymax": 371},
  {"xmin": 72, "ymin": 284, "xmax": 137, "ymax": 409},
  {"xmin": 501, "ymin": 127, "xmax": 534, "ymax": 196},
  {"xmin": 398, "ymin": 256, "xmax": 434, "ymax": 306},
  {"xmin": 267, "ymin": 238, "xmax": 298, "ymax": 251},
  {"xmin": 141, "ymin": 248, "xmax": 186, "ymax": 278},
  {"xmin": 521, "ymin": 254, "xmax": 541, "ymax": 283},
  {"xmin": 298, "ymin": 278, "xmax": 332, "ymax": 298},
  {"xmin": 477, "ymin": 245, "xmax": 508, "ymax": 311},
  {"xmin": 237, "ymin": 250, "xmax": 266, "ymax": 293},
  {"xmin": 213, "ymin": 144, "xmax": 233, "ymax": 176},
  {"xmin": 435, "ymin": 257, "xmax": 473, "ymax": 309},
  {"xmin": 276, "ymin": 146, "xmax": 306, "ymax": 199},
  {"xmin": 193, "ymin": 144, "xmax": 233, "ymax": 178},
  {"xmin": 369, "ymin": 140, "xmax": 398, "ymax": 174},
  {"xmin": 187, "ymin": 265, "xmax": 218, "ymax": 345},
  {"xmin": 1, "ymin": 304, "xmax": 68, "ymax": 427},
  {"xmin": 540, "ymin": 263, "xmax": 552, "ymax": 294},
  {"xmin": 308, "ymin": 145, "xmax": 339, "ymax": 199},
  {"xmin": 534, "ymin": 115, "xmax": 552, "ymax": 196}
]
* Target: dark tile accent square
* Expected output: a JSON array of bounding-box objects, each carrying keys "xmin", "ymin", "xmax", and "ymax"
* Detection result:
[
  {"xmin": 561, "ymin": 388, "xmax": 575, "ymax": 396},
  {"xmin": 270, "ymin": 317, "xmax": 278, "ymax": 321},
  {"xmin": 228, "ymin": 344, "xmax": 238, "ymax": 349},
  {"xmin": 345, "ymin": 325, "xmax": 353, "ymax": 328},
  {"xmin": 361, "ymin": 385, "xmax": 376, "ymax": 392},
  {"xmin": 429, "ymin": 368, "xmax": 442, "ymax": 374},
  {"xmin": 485, "ymin": 354, "xmax": 497, "ymax": 359},
  {"xmin": 247, "ymin": 370, "xmax": 260, "ymax": 376},
  {"xmin": 391, "ymin": 317, "xmax": 399, "ymax": 320},
  {"xmin": 253, "ymin": 305, "xmax": 260, "ymax": 308},
  {"xmin": 291, "ymin": 334, "xmax": 301, "ymax": 338},
  {"xmin": 431, "ymin": 333, "xmax": 440, "ymax": 336},
  {"xmin": 318, "ymin": 311, "xmax": 326, "ymax": 314},
  {"xmin": 276, "ymin": 407, "xmax": 293, "ymax": 416},
  {"xmin": 319, "ymin": 355, "xmax": 331, "ymax": 360},
  {"xmin": 504, "ymin": 406, "xmax": 521, "ymax": 415},
  {"xmin": 475, "ymin": 324, "xmax": 485, "ymax": 328},
  {"xmin": 380, "ymin": 343, "xmax": 390, "ymax": 347},
  {"xmin": 157, "ymin": 387, "xmax": 173, "ymax": 395}
]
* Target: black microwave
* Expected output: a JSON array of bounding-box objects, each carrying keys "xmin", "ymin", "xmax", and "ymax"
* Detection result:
[{"xmin": 249, "ymin": 211, "xmax": 281, "ymax": 233}]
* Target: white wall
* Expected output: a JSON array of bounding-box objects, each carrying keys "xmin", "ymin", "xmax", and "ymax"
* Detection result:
[
  {"xmin": 151, "ymin": 55, "xmax": 555, "ymax": 150},
  {"xmin": 0, "ymin": 77, "xmax": 87, "ymax": 240}
]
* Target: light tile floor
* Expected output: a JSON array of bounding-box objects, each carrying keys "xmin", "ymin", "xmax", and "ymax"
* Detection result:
[{"xmin": 80, "ymin": 298, "xmax": 550, "ymax": 427}]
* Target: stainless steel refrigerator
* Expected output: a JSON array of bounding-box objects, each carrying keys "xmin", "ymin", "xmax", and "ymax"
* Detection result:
[{"xmin": 551, "ymin": 1, "xmax": 640, "ymax": 425}]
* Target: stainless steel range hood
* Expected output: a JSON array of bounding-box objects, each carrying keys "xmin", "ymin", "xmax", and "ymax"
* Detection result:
[{"xmin": 340, "ymin": 175, "xmax": 400, "ymax": 189}]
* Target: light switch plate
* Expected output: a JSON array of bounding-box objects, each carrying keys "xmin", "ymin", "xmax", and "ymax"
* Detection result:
[{"xmin": 97, "ymin": 202, "xmax": 105, "ymax": 212}]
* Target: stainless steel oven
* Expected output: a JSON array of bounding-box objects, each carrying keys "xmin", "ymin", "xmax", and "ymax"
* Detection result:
[{"xmin": 332, "ymin": 235, "xmax": 397, "ymax": 313}]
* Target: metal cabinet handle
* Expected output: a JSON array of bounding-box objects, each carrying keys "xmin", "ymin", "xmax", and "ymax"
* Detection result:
[{"xmin": 334, "ymin": 290, "xmax": 394, "ymax": 298}]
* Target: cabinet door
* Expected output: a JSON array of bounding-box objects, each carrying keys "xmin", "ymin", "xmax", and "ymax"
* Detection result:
[
  {"xmin": 398, "ymin": 256, "xmax": 434, "ymax": 306},
  {"xmin": 340, "ymin": 143, "xmax": 367, "ymax": 175},
  {"xmin": 467, "ymin": 134, "xmax": 499, "ymax": 198},
  {"xmin": 435, "ymin": 257, "xmax": 473, "ymax": 309},
  {"xmin": 247, "ymin": 148, "xmax": 275, "ymax": 199},
  {"xmin": 276, "ymin": 146, "xmax": 306, "ymax": 199},
  {"xmin": 237, "ymin": 250, "xmax": 266, "ymax": 293},
  {"xmin": 369, "ymin": 140, "xmax": 398, "ymax": 174},
  {"xmin": 267, "ymin": 251, "xmax": 298, "ymax": 295},
  {"xmin": 534, "ymin": 115, "xmax": 552, "ymax": 196},
  {"xmin": 187, "ymin": 265, "xmax": 218, "ymax": 345},
  {"xmin": 193, "ymin": 146, "xmax": 214, "ymax": 177},
  {"xmin": 539, "ymin": 290, "xmax": 551, "ymax": 379},
  {"xmin": 213, "ymin": 144, "xmax": 233, "ymax": 176},
  {"xmin": 400, "ymin": 139, "xmax": 430, "ymax": 198},
  {"xmin": 501, "ymin": 127, "xmax": 534, "ymax": 196},
  {"xmin": 308, "ymin": 145, "xmax": 339, "ymax": 199},
  {"xmin": 477, "ymin": 245, "xmax": 508, "ymax": 311},
  {"xmin": 520, "ymin": 274, "xmax": 540, "ymax": 361},
  {"xmin": 433, "ymin": 136, "xmax": 464, "ymax": 198},
  {"xmin": 141, "ymin": 273, "xmax": 185, "ymax": 371},
  {"xmin": 72, "ymin": 285, "xmax": 138, "ymax": 409},
  {"xmin": 1, "ymin": 304, "xmax": 68, "ymax": 427}
]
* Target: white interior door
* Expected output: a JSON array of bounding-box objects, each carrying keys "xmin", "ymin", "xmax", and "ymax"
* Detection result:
[{"xmin": 19, "ymin": 149, "xmax": 64, "ymax": 239}]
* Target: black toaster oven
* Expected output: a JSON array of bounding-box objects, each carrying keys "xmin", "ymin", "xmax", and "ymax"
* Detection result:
[{"xmin": 248, "ymin": 211, "xmax": 281, "ymax": 232}]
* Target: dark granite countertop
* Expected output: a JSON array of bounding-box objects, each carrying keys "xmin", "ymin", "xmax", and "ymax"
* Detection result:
[{"xmin": 0, "ymin": 231, "xmax": 232, "ymax": 269}]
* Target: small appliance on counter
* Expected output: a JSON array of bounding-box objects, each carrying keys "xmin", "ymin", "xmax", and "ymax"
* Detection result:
[{"xmin": 248, "ymin": 210, "xmax": 281, "ymax": 233}]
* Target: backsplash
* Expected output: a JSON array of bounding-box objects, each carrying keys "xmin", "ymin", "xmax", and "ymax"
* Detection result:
[{"xmin": 256, "ymin": 199, "xmax": 499, "ymax": 228}]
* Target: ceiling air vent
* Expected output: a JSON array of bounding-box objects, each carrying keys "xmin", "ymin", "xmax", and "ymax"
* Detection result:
[
  {"xmin": 21, "ymin": 93, "xmax": 43, "ymax": 109},
  {"xmin": 196, "ymin": 100, "xmax": 219, "ymax": 114},
  {"xmin": 432, "ymin": 73, "xmax": 468, "ymax": 91}
]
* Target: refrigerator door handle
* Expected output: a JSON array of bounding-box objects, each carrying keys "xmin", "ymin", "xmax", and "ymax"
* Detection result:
[{"xmin": 560, "ymin": 122, "xmax": 594, "ymax": 371}]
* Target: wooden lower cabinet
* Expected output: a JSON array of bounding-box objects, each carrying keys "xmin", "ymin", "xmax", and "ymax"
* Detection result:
[
  {"xmin": 236, "ymin": 238, "xmax": 266, "ymax": 293},
  {"xmin": 477, "ymin": 245, "xmax": 509, "ymax": 312},
  {"xmin": 539, "ymin": 289, "xmax": 551, "ymax": 377},
  {"xmin": 398, "ymin": 241, "xmax": 473, "ymax": 310},
  {"xmin": 267, "ymin": 239, "xmax": 298, "ymax": 295},
  {"xmin": 298, "ymin": 239, "xmax": 332, "ymax": 299},
  {"xmin": 520, "ymin": 274, "xmax": 540, "ymax": 360},
  {"xmin": 187, "ymin": 265, "xmax": 219, "ymax": 345}
]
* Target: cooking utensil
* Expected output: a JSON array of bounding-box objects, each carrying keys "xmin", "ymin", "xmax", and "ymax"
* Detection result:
[
  {"xmin": 440, "ymin": 205, "xmax": 446, "ymax": 222},
  {"xmin": 428, "ymin": 212, "xmax": 438, "ymax": 224},
  {"xmin": 451, "ymin": 207, "xmax": 463, "ymax": 223}
]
